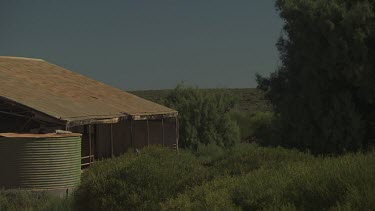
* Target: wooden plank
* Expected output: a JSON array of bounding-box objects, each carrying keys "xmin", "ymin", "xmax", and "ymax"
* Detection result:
[
  {"xmin": 147, "ymin": 120, "xmax": 150, "ymax": 146},
  {"xmin": 132, "ymin": 112, "xmax": 178, "ymax": 121},
  {"xmin": 110, "ymin": 124, "xmax": 114, "ymax": 157},
  {"xmin": 130, "ymin": 119, "xmax": 134, "ymax": 148},
  {"xmin": 67, "ymin": 117, "xmax": 121, "ymax": 127},
  {"xmin": 176, "ymin": 117, "xmax": 179, "ymax": 152},
  {"xmin": 162, "ymin": 119, "xmax": 165, "ymax": 146},
  {"xmin": 88, "ymin": 125, "xmax": 92, "ymax": 167}
]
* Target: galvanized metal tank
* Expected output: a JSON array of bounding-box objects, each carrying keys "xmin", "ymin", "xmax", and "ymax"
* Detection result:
[{"xmin": 0, "ymin": 133, "xmax": 81, "ymax": 190}]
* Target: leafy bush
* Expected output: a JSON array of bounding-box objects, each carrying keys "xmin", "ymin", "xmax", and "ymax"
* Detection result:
[
  {"xmin": 74, "ymin": 146, "xmax": 210, "ymax": 210},
  {"xmin": 3, "ymin": 145, "xmax": 374, "ymax": 210},
  {"xmin": 231, "ymin": 111, "xmax": 276, "ymax": 145},
  {"xmin": 161, "ymin": 176, "xmax": 240, "ymax": 210},
  {"xmin": 193, "ymin": 143, "xmax": 225, "ymax": 164},
  {"xmin": 164, "ymin": 84, "xmax": 240, "ymax": 150},
  {"xmin": 232, "ymin": 153, "xmax": 375, "ymax": 210},
  {"xmin": 0, "ymin": 189, "xmax": 73, "ymax": 211},
  {"xmin": 209, "ymin": 143, "xmax": 312, "ymax": 176},
  {"xmin": 230, "ymin": 111, "xmax": 254, "ymax": 141},
  {"xmin": 162, "ymin": 151, "xmax": 375, "ymax": 210}
]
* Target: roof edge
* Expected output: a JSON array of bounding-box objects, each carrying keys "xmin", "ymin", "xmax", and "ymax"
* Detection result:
[
  {"xmin": 0, "ymin": 96, "xmax": 66, "ymax": 125},
  {"xmin": 0, "ymin": 56, "xmax": 44, "ymax": 62}
]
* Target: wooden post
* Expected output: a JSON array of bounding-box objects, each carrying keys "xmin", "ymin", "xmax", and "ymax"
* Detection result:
[
  {"xmin": 88, "ymin": 125, "xmax": 92, "ymax": 166},
  {"xmin": 130, "ymin": 119, "xmax": 134, "ymax": 148},
  {"xmin": 110, "ymin": 124, "xmax": 114, "ymax": 157},
  {"xmin": 147, "ymin": 119, "xmax": 150, "ymax": 146},
  {"xmin": 20, "ymin": 117, "xmax": 32, "ymax": 132},
  {"xmin": 175, "ymin": 117, "xmax": 179, "ymax": 153},
  {"xmin": 162, "ymin": 118, "xmax": 165, "ymax": 146}
]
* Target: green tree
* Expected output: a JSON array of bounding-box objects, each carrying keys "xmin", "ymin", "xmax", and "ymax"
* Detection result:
[
  {"xmin": 164, "ymin": 84, "xmax": 240, "ymax": 150},
  {"xmin": 258, "ymin": 0, "xmax": 375, "ymax": 154}
]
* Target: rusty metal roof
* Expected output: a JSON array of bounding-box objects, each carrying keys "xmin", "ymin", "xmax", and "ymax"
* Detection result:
[{"xmin": 0, "ymin": 56, "xmax": 177, "ymax": 125}]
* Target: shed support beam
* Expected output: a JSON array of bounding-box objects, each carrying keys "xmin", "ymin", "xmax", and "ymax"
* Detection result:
[
  {"xmin": 147, "ymin": 120, "xmax": 150, "ymax": 146},
  {"xmin": 20, "ymin": 117, "xmax": 33, "ymax": 132},
  {"xmin": 110, "ymin": 124, "xmax": 114, "ymax": 157},
  {"xmin": 162, "ymin": 119, "xmax": 165, "ymax": 146},
  {"xmin": 88, "ymin": 125, "xmax": 92, "ymax": 167},
  {"xmin": 175, "ymin": 117, "xmax": 179, "ymax": 153},
  {"xmin": 130, "ymin": 119, "xmax": 134, "ymax": 148}
]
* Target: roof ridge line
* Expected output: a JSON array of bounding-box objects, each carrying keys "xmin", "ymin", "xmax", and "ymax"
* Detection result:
[{"xmin": 0, "ymin": 56, "xmax": 44, "ymax": 61}]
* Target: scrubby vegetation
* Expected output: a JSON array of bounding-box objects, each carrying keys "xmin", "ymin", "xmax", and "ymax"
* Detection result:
[
  {"xmin": 77, "ymin": 146, "xmax": 374, "ymax": 210},
  {"xmin": 1, "ymin": 145, "xmax": 374, "ymax": 210},
  {"xmin": 131, "ymin": 88, "xmax": 272, "ymax": 115},
  {"xmin": 230, "ymin": 111, "xmax": 275, "ymax": 144},
  {"xmin": 0, "ymin": 189, "xmax": 73, "ymax": 211},
  {"xmin": 163, "ymin": 84, "xmax": 241, "ymax": 150},
  {"xmin": 74, "ymin": 147, "xmax": 210, "ymax": 210},
  {"xmin": 162, "ymin": 150, "xmax": 375, "ymax": 210}
]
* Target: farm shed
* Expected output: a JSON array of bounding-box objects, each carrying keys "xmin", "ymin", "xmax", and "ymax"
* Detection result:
[{"xmin": 0, "ymin": 56, "xmax": 179, "ymax": 166}]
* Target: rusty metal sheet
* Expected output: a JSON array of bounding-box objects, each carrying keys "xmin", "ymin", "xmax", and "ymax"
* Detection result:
[{"xmin": 0, "ymin": 57, "xmax": 177, "ymax": 124}]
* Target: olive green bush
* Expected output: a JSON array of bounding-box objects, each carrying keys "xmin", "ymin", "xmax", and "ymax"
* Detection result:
[
  {"xmin": 209, "ymin": 144, "xmax": 312, "ymax": 176},
  {"xmin": 0, "ymin": 189, "xmax": 73, "ymax": 211},
  {"xmin": 74, "ymin": 146, "xmax": 210, "ymax": 210},
  {"xmin": 2, "ymin": 145, "xmax": 374, "ymax": 210},
  {"xmin": 231, "ymin": 111, "xmax": 276, "ymax": 145},
  {"xmin": 164, "ymin": 84, "xmax": 240, "ymax": 150},
  {"xmin": 162, "ymin": 151, "xmax": 375, "ymax": 210}
]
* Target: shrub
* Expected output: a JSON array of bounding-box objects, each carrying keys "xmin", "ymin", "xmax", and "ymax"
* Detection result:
[
  {"xmin": 248, "ymin": 112, "xmax": 275, "ymax": 144},
  {"xmin": 193, "ymin": 143, "xmax": 225, "ymax": 164},
  {"xmin": 164, "ymin": 84, "xmax": 240, "ymax": 150},
  {"xmin": 74, "ymin": 146, "xmax": 210, "ymax": 210},
  {"xmin": 233, "ymin": 153, "xmax": 375, "ymax": 210},
  {"xmin": 231, "ymin": 111, "xmax": 276, "ymax": 145},
  {"xmin": 0, "ymin": 189, "xmax": 73, "ymax": 211},
  {"xmin": 161, "ymin": 176, "xmax": 240, "ymax": 210},
  {"xmin": 209, "ymin": 143, "xmax": 312, "ymax": 176},
  {"xmin": 162, "ymin": 151, "xmax": 375, "ymax": 210}
]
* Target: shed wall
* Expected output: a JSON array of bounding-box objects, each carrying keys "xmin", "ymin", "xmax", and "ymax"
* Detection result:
[{"xmin": 81, "ymin": 118, "xmax": 177, "ymax": 160}]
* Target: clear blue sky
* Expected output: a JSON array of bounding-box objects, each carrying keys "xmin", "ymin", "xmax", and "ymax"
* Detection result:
[{"xmin": 0, "ymin": 1, "xmax": 282, "ymax": 90}]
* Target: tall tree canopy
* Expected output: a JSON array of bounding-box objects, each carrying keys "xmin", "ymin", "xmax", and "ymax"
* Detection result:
[{"xmin": 258, "ymin": 0, "xmax": 375, "ymax": 153}]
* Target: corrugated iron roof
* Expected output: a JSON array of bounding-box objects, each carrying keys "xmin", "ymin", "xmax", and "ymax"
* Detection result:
[{"xmin": 0, "ymin": 56, "xmax": 177, "ymax": 124}]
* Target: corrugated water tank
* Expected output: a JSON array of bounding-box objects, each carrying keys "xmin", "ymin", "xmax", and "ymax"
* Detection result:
[{"xmin": 0, "ymin": 133, "xmax": 81, "ymax": 190}]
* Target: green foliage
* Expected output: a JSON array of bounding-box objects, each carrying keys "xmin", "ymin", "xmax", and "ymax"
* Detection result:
[
  {"xmin": 209, "ymin": 143, "xmax": 312, "ymax": 176},
  {"xmin": 248, "ymin": 112, "xmax": 275, "ymax": 145},
  {"xmin": 130, "ymin": 88, "xmax": 272, "ymax": 115},
  {"xmin": 231, "ymin": 111, "xmax": 276, "ymax": 144},
  {"xmin": 193, "ymin": 142, "xmax": 225, "ymax": 164},
  {"xmin": 230, "ymin": 111, "xmax": 254, "ymax": 141},
  {"xmin": 162, "ymin": 150, "xmax": 375, "ymax": 210},
  {"xmin": 74, "ymin": 146, "xmax": 210, "ymax": 210},
  {"xmin": 0, "ymin": 189, "xmax": 73, "ymax": 211},
  {"xmin": 164, "ymin": 84, "xmax": 240, "ymax": 150},
  {"xmin": 258, "ymin": 0, "xmax": 375, "ymax": 153},
  {"xmin": 3, "ymin": 146, "xmax": 375, "ymax": 210}
]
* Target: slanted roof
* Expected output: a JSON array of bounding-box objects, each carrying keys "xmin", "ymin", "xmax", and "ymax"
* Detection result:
[{"xmin": 0, "ymin": 56, "xmax": 177, "ymax": 126}]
